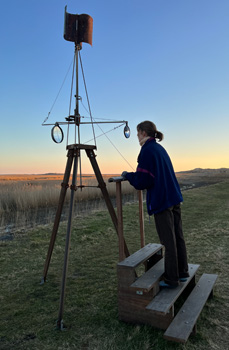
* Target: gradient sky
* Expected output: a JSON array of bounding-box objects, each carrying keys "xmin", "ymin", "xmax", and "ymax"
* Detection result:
[{"xmin": 1, "ymin": 0, "xmax": 228, "ymax": 174}]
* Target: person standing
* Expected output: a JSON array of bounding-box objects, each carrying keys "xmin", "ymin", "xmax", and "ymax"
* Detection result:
[{"xmin": 122, "ymin": 120, "xmax": 189, "ymax": 288}]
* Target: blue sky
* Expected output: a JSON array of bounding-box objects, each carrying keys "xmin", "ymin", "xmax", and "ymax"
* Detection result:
[{"xmin": 1, "ymin": 0, "xmax": 228, "ymax": 174}]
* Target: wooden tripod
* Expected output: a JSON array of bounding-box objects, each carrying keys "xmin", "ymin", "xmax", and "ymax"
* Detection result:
[{"xmin": 41, "ymin": 143, "xmax": 130, "ymax": 329}]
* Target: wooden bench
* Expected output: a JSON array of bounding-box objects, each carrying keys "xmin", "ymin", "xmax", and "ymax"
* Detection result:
[
  {"xmin": 163, "ymin": 273, "xmax": 218, "ymax": 343},
  {"xmin": 146, "ymin": 264, "xmax": 199, "ymax": 314}
]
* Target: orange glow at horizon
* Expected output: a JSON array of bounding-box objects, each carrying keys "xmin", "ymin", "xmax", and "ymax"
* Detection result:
[{"xmin": 1, "ymin": 155, "xmax": 228, "ymax": 175}]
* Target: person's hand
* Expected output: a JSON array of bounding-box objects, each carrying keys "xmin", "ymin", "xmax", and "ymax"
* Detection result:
[{"xmin": 121, "ymin": 171, "xmax": 128, "ymax": 179}]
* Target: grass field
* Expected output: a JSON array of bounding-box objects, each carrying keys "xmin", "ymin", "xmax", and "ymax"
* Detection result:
[
  {"xmin": 0, "ymin": 174, "xmax": 137, "ymax": 235},
  {"xmin": 0, "ymin": 174, "xmax": 121, "ymax": 214},
  {"xmin": 0, "ymin": 180, "xmax": 228, "ymax": 349}
]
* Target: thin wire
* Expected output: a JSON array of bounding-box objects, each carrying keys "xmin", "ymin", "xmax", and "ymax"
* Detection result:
[
  {"xmin": 79, "ymin": 51, "xmax": 134, "ymax": 171},
  {"xmin": 85, "ymin": 124, "xmax": 123, "ymax": 143},
  {"xmin": 80, "ymin": 99, "xmax": 118, "ymax": 121},
  {"xmin": 79, "ymin": 51, "xmax": 97, "ymax": 148},
  {"xmin": 42, "ymin": 59, "xmax": 74, "ymax": 125},
  {"xmin": 81, "ymin": 100, "xmax": 134, "ymax": 170},
  {"xmin": 92, "ymin": 122, "xmax": 135, "ymax": 171}
]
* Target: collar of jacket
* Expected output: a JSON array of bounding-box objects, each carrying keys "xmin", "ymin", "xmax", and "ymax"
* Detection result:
[{"xmin": 142, "ymin": 137, "xmax": 155, "ymax": 147}]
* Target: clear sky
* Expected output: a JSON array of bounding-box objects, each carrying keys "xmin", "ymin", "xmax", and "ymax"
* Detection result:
[{"xmin": 1, "ymin": 0, "xmax": 228, "ymax": 174}]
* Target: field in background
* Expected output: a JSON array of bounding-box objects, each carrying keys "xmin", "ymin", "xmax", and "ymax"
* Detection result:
[
  {"xmin": 0, "ymin": 174, "xmax": 137, "ymax": 236},
  {"xmin": 0, "ymin": 180, "xmax": 228, "ymax": 349},
  {"xmin": 0, "ymin": 168, "xmax": 228, "ymax": 237}
]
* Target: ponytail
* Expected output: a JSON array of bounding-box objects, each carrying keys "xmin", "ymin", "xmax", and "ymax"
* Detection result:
[
  {"xmin": 137, "ymin": 121, "xmax": 164, "ymax": 142},
  {"xmin": 155, "ymin": 131, "xmax": 163, "ymax": 142}
]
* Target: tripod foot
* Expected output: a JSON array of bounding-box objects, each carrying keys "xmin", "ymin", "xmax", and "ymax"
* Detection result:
[
  {"xmin": 40, "ymin": 277, "xmax": 46, "ymax": 285},
  {"xmin": 56, "ymin": 319, "xmax": 66, "ymax": 331}
]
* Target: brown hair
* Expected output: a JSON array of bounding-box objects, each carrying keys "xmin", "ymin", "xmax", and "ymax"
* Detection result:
[{"xmin": 137, "ymin": 121, "xmax": 164, "ymax": 142}]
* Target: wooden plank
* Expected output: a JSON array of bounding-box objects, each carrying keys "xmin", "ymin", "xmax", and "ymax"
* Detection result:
[
  {"xmin": 67, "ymin": 143, "xmax": 96, "ymax": 150},
  {"xmin": 164, "ymin": 274, "xmax": 218, "ymax": 343},
  {"xmin": 118, "ymin": 243, "xmax": 163, "ymax": 269},
  {"xmin": 117, "ymin": 266, "xmax": 136, "ymax": 287},
  {"xmin": 130, "ymin": 258, "xmax": 164, "ymax": 292},
  {"xmin": 119, "ymin": 305, "xmax": 174, "ymax": 330},
  {"xmin": 146, "ymin": 264, "xmax": 200, "ymax": 315},
  {"xmin": 118, "ymin": 289, "xmax": 158, "ymax": 309}
]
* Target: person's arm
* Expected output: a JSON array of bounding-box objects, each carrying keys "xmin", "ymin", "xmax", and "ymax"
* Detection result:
[
  {"xmin": 122, "ymin": 168, "xmax": 154, "ymax": 190},
  {"xmin": 122, "ymin": 151, "xmax": 154, "ymax": 190}
]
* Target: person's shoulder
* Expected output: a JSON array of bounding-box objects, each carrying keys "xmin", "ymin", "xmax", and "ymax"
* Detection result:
[{"xmin": 145, "ymin": 139, "xmax": 163, "ymax": 151}]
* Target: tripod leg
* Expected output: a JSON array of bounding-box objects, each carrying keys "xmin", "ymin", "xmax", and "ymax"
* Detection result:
[
  {"xmin": 85, "ymin": 148, "xmax": 130, "ymax": 258},
  {"xmin": 57, "ymin": 150, "xmax": 79, "ymax": 330},
  {"xmin": 41, "ymin": 149, "xmax": 74, "ymax": 283}
]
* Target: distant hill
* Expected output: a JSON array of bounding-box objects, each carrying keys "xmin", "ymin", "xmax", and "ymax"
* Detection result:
[
  {"xmin": 176, "ymin": 168, "xmax": 229, "ymax": 190},
  {"xmin": 177, "ymin": 168, "xmax": 229, "ymax": 174},
  {"xmin": 42, "ymin": 173, "xmax": 63, "ymax": 175}
]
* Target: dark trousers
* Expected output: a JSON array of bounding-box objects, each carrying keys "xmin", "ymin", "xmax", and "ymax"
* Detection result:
[{"xmin": 154, "ymin": 204, "xmax": 189, "ymax": 286}]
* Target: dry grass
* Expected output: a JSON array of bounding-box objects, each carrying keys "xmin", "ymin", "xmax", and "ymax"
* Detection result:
[
  {"xmin": 0, "ymin": 174, "xmax": 134, "ymax": 212},
  {"xmin": 1, "ymin": 169, "xmax": 228, "ymax": 235},
  {"xmin": 0, "ymin": 174, "xmax": 137, "ymax": 235}
]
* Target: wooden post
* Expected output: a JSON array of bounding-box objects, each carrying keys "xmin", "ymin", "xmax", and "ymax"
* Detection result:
[
  {"xmin": 86, "ymin": 150, "xmax": 130, "ymax": 257},
  {"xmin": 138, "ymin": 190, "xmax": 145, "ymax": 248},
  {"xmin": 116, "ymin": 181, "xmax": 125, "ymax": 262}
]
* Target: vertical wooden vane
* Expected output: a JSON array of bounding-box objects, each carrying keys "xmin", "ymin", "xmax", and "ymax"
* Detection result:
[{"xmin": 63, "ymin": 6, "xmax": 93, "ymax": 46}]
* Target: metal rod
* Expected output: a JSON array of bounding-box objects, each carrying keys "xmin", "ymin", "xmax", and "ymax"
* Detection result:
[
  {"xmin": 57, "ymin": 150, "xmax": 79, "ymax": 330},
  {"xmin": 42, "ymin": 121, "xmax": 128, "ymax": 126},
  {"xmin": 108, "ymin": 176, "xmax": 126, "ymax": 183},
  {"xmin": 77, "ymin": 125, "xmax": 83, "ymax": 188},
  {"xmin": 75, "ymin": 44, "xmax": 79, "ymax": 117}
]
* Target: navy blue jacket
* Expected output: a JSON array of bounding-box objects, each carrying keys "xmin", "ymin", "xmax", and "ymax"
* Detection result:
[{"xmin": 125, "ymin": 138, "xmax": 183, "ymax": 215}]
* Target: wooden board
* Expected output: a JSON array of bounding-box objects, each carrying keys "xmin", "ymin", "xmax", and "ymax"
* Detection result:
[
  {"xmin": 118, "ymin": 297, "xmax": 174, "ymax": 330},
  {"xmin": 164, "ymin": 274, "xmax": 218, "ymax": 343},
  {"xmin": 146, "ymin": 264, "xmax": 200, "ymax": 315},
  {"xmin": 117, "ymin": 266, "xmax": 136, "ymax": 287},
  {"xmin": 117, "ymin": 243, "xmax": 163, "ymax": 269},
  {"xmin": 130, "ymin": 258, "xmax": 164, "ymax": 292}
]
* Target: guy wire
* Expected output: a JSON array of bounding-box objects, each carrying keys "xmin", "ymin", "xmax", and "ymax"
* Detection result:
[
  {"xmin": 78, "ymin": 52, "xmax": 134, "ymax": 171},
  {"xmin": 92, "ymin": 122, "xmax": 135, "ymax": 171},
  {"xmin": 80, "ymin": 99, "xmax": 134, "ymax": 170},
  {"xmin": 78, "ymin": 68, "xmax": 134, "ymax": 171},
  {"xmin": 84, "ymin": 124, "xmax": 123, "ymax": 143},
  {"xmin": 42, "ymin": 59, "xmax": 73, "ymax": 125}
]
